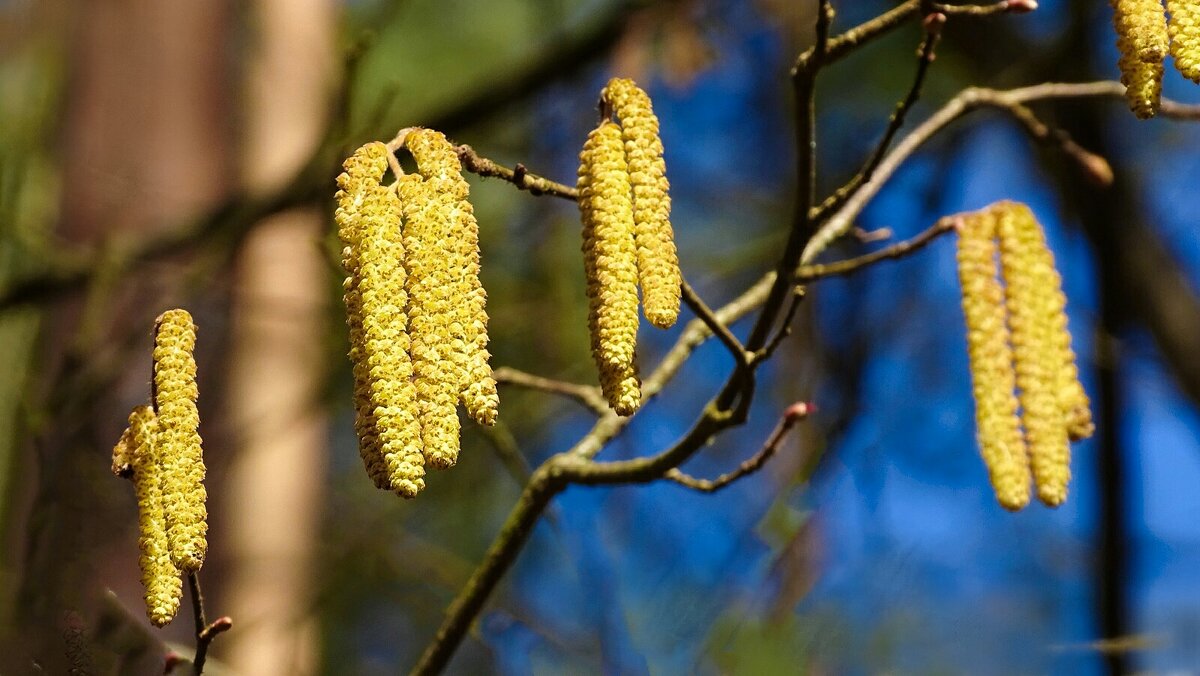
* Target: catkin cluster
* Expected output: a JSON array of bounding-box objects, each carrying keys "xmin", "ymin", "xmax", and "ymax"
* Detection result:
[
  {"xmin": 1111, "ymin": 0, "xmax": 1200, "ymax": 117},
  {"xmin": 955, "ymin": 202, "xmax": 1093, "ymax": 510},
  {"xmin": 336, "ymin": 132, "xmax": 497, "ymax": 498},
  {"xmin": 110, "ymin": 309, "xmax": 208, "ymax": 626},
  {"xmin": 576, "ymin": 78, "xmax": 681, "ymax": 415}
]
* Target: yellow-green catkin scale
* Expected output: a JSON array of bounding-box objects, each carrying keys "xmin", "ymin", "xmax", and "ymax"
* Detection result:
[
  {"xmin": 336, "ymin": 142, "xmax": 392, "ymax": 490},
  {"xmin": 603, "ymin": 77, "xmax": 681, "ymax": 330},
  {"xmin": 112, "ymin": 423, "xmax": 135, "ymax": 478},
  {"xmin": 956, "ymin": 212, "xmax": 1030, "ymax": 511},
  {"xmin": 355, "ymin": 173, "xmax": 427, "ymax": 497},
  {"xmin": 153, "ymin": 309, "xmax": 207, "ymax": 571},
  {"xmin": 405, "ymin": 129, "xmax": 499, "ymax": 428},
  {"xmin": 1112, "ymin": 0, "xmax": 1169, "ymax": 117},
  {"xmin": 128, "ymin": 405, "xmax": 182, "ymax": 627},
  {"xmin": 995, "ymin": 203, "xmax": 1072, "ymax": 507},
  {"xmin": 1167, "ymin": 0, "xmax": 1200, "ymax": 82},
  {"xmin": 397, "ymin": 133, "xmax": 462, "ymax": 470},
  {"xmin": 578, "ymin": 120, "xmax": 642, "ymax": 415}
]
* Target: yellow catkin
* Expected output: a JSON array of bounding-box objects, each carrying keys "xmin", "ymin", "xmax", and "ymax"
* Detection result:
[
  {"xmin": 602, "ymin": 78, "xmax": 681, "ymax": 330},
  {"xmin": 128, "ymin": 405, "xmax": 182, "ymax": 627},
  {"xmin": 995, "ymin": 203, "xmax": 1072, "ymax": 507},
  {"xmin": 404, "ymin": 129, "xmax": 499, "ymax": 428},
  {"xmin": 1167, "ymin": 0, "xmax": 1200, "ymax": 82},
  {"xmin": 356, "ymin": 174, "xmax": 427, "ymax": 497},
  {"xmin": 336, "ymin": 142, "xmax": 392, "ymax": 490},
  {"xmin": 956, "ymin": 211, "xmax": 1030, "ymax": 511},
  {"xmin": 153, "ymin": 309, "xmax": 207, "ymax": 572},
  {"xmin": 1112, "ymin": 0, "xmax": 1169, "ymax": 117},
  {"xmin": 578, "ymin": 120, "xmax": 643, "ymax": 415},
  {"xmin": 396, "ymin": 132, "xmax": 463, "ymax": 470}
]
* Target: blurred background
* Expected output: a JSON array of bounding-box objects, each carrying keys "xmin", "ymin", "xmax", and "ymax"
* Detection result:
[{"xmin": 1, "ymin": 0, "xmax": 1198, "ymax": 673}]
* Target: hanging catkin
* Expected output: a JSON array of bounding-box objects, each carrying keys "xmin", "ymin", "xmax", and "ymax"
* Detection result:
[
  {"xmin": 1111, "ymin": 0, "xmax": 1170, "ymax": 118},
  {"xmin": 602, "ymin": 78, "xmax": 681, "ymax": 329},
  {"xmin": 578, "ymin": 120, "xmax": 642, "ymax": 415},
  {"xmin": 956, "ymin": 211, "xmax": 1031, "ymax": 511},
  {"xmin": 127, "ymin": 405, "xmax": 183, "ymax": 627},
  {"xmin": 1167, "ymin": 0, "xmax": 1200, "ymax": 82},
  {"xmin": 153, "ymin": 309, "xmax": 208, "ymax": 571},
  {"xmin": 995, "ymin": 203, "xmax": 1072, "ymax": 507}
]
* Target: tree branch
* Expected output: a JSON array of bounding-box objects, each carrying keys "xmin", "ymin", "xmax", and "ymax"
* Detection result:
[
  {"xmin": 795, "ymin": 216, "xmax": 956, "ymax": 281},
  {"xmin": 187, "ymin": 573, "xmax": 231, "ymax": 676},
  {"xmin": 492, "ymin": 366, "xmax": 608, "ymax": 415},
  {"xmin": 680, "ymin": 278, "xmax": 749, "ymax": 367},
  {"xmin": 455, "ymin": 145, "xmax": 579, "ymax": 201},
  {"xmin": 664, "ymin": 401, "xmax": 811, "ymax": 492}
]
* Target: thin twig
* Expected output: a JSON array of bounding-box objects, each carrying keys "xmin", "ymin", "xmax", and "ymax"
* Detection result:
[
  {"xmin": 796, "ymin": 217, "xmax": 956, "ymax": 281},
  {"xmin": 455, "ymin": 145, "xmax": 579, "ymax": 201},
  {"xmin": 758, "ymin": 286, "xmax": 806, "ymax": 362},
  {"xmin": 811, "ymin": 14, "xmax": 942, "ymax": 223},
  {"xmin": 665, "ymin": 401, "xmax": 812, "ymax": 492},
  {"xmin": 1003, "ymin": 101, "xmax": 1113, "ymax": 186},
  {"xmin": 680, "ymin": 278, "xmax": 749, "ymax": 366},
  {"xmin": 187, "ymin": 573, "xmax": 231, "ymax": 675},
  {"xmin": 493, "ymin": 366, "xmax": 608, "ymax": 415}
]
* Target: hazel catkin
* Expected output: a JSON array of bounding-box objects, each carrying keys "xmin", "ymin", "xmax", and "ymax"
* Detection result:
[
  {"xmin": 127, "ymin": 405, "xmax": 183, "ymax": 627},
  {"xmin": 153, "ymin": 309, "xmax": 207, "ymax": 572},
  {"xmin": 1167, "ymin": 0, "xmax": 1200, "ymax": 82},
  {"xmin": 1111, "ymin": 0, "xmax": 1170, "ymax": 117},
  {"xmin": 956, "ymin": 211, "xmax": 1031, "ymax": 511},
  {"xmin": 578, "ymin": 120, "xmax": 642, "ymax": 415},
  {"xmin": 602, "ymin": 78, "xmax": 681, "ymax": 330}
]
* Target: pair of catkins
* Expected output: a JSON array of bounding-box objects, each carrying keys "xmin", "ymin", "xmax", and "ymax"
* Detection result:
[
  {"xmin": 955, "ymin": 201, "xmax": 1093, "ymax": 510},
  {"xmin": 1112, "ymin": 0, "xmax": 1200, "ymax": 118}
]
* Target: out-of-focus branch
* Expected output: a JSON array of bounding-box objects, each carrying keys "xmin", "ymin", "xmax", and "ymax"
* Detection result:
[
  {"xmin": 492, "ymin": 366, "xmax": 608, "ymax": 415},
  {"xmin": 455, "ymin": 145, "xmax": 579, "ymax": 200},
  {"xmin": 665, "ymin": 401, "xmax": 811, "ymax": 492},
  {"xmin": 802, "ymin": 81, "xmax": 1200, "ymax": 266},
  {"xmin": 796, "ymin": 217, "xmax": 956, "ymax": 281},
  {"xmin": 681, "ymin": 278, "xmax": 749, "ymax": 367}
]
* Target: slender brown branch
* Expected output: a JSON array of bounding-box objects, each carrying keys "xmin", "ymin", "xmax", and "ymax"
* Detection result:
[
  {"xmin": 680, "ymin": 278, "xmax": 749, "ymax": 366},
  {"xmin": 665, "ymin": 401, "xmax": 811, "ymax": 492},
  {"xmin": 493, "ymin": 366, "xmax": 608, "ymax": 415},
  {"xmin": 455, "ymin": 144, "xmax": 579, "ymax": 201},
  {"xmin": 811, "ymin": 14, "xmax": 942, "ymax": 224},
  {"xmin": 796, "ymin": 217, "xmax": 956, "ymax": 281},
  {"xmin": 792, "ymin": 1, "xmax": 920, "ymax": 76},
  {"xmin": 1003, "ymin": 101, "xmax": 1113, "ymax": 186},
  {"xmin": 933, "ymin": 0, "xmax": 1034, "ymax": 16},
  {"xmin": 758, "ymin": 286, "xmax": 806, "ymax": 361},
  {"xmin": 187, "ymin": 573, "xmax": 230, "ymax": 675},
  {"xmin": 802, "ymin": 81, "xmax": 1200, "ymax": 266}
]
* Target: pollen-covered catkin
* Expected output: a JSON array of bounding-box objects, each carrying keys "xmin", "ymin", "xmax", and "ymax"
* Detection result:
[
  {"xmin": 956, "ymin": 212, "xmax": 1031, "ymax": 511},
  {"xmin": 404, "ymin": 129, "xmax": 499, "ymax": 428},
  {"xmin": 336, "ymin": 142, "xmax": 392, "ymax": 489},
  {"xmin": 602, "ymin": 78, "xmax": 681, "ymax": 329},
  {"xmin": 1167, "ymin": 0, "xmax": 1200, "ymax": 82},
  {"xmin": 1112, "ymin": 0, "xmax": 1169, "ymax": 117},
  {"xmin": 578, "ymin": 120, "xmax": 642, "ymax": 415},
  {"xmin": 995, "ymin": 203, "xmax": 1072, "ymax": 507},
  {"xmin": 356, "ymin": 174, "xmax": 427, "ymax": 496},
  {"xmin": 128, "ymin": 405, "xmax": 182, "ymax": 627},
  {"xmin": 153, "ymin": 309, "xmax": 207, "ymax": 571}
]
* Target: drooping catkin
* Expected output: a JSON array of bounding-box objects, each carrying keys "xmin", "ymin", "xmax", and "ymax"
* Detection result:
[
  {"xmin": 995, "ymin": 203, "xmax": 1072, "ymax": 507},
  {"xmin": 127, "ymin": 405, "xmax": 183, "ymax": 627},
  {"xmin": 1167, "ymin": 0, "xmax": 1200, "ymax": 82},
  {"xmin": 602, "ymin": 78, "xmax": 681, "ymax": 329},
  {"xmin": 356, "ymin": 175, "xmax": 427, "ymax": 496},
  {"xmin": 956, "ymin": 212, "xmax": 1031, "ymax": 511},
  {"xmin": 336, "ymin": 142, "xmax": 392, "ymax": 489},
  {"xmin": 578, "ymin": 120, "xmax": 642, "ymax": 415},
  {"xmin": 153, "ymin": 309, "xmax": 207, "ymax": 572},
  {"xmin": 404, "ymin": 129, "xmax": 499, "ymax": 429},
  {"xmin": 1112, "ymin": 0, "xmax": 1170, "ymax": 117}
]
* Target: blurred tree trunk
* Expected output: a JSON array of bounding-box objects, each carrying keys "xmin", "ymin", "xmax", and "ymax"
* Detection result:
[
  {"xmin": 8, "ymin": 0, "xmax": 232, "ymax": 670},
  {"xmin": 219, "ymin": 0, "xmax": 334, "ymax": 673}
]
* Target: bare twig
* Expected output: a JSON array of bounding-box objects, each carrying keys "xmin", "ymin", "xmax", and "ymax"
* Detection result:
[
  {"xmin": 665, "ymin": 401, "xmax": 812, "ymax": 492},
  {"xmin": 811, "ymin": 14, "xmax": 942, "ymax": 223},
  {"xmin": 455, "ymin": 145, "xmax": 579, "ymax": 201},
  {"xmin": 796, "ymin": 217, "xmax": 957, "ymax": 281},
  {"xmin": 493, "ymin": 366, "xmax": 608, "ymax": 415},
  {"xmin": 187, "ymin": 573, "xmax": 230, "ymax": 675},
  {"xmin": 1003, "ymin": 101, "xmax": 1114, "ymax": 186},
  {"xmin": 680, "ymin": 278, "xmax": 749, "ymax": 366}
]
